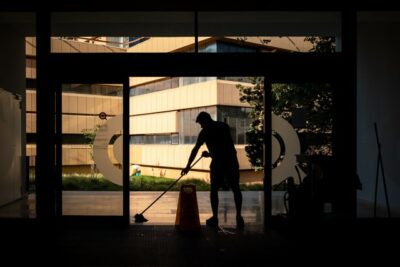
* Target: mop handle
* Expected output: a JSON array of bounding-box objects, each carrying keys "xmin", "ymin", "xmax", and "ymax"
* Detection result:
[{"xmin": 139, "ymin": 156, "xmax": 203, "ymax": 215}]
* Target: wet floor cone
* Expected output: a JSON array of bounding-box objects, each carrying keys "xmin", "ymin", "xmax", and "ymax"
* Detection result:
[{"xmin": 175, "ymin": 184, "xmax": 201, "ymax": 233}]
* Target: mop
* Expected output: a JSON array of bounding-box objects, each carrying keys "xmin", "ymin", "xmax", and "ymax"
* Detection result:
[{"xmin": 134, "ymin": 156, "xmax": 203, "ymax": 223}]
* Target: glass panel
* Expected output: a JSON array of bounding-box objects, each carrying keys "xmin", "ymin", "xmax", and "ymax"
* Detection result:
[
  {"xmin": 26, "ymin": 88, "xmax": 37, "ymax": 218},
  {"xmin": 217, "ymin": 106, "xmax": 252, "ymax": 144},
  {"xmin": 130, "ymin": 76, "xmax": 263, "ymax": 227},
  {"xmin": 24, "ymin": 36, "xmax": 37, "ymax": 218},
  {"xmin": 50, "ymin": 12, "xmax": 340, "ymax": 53},
  {"xmin": 197, "ymin": 36, "xmax": 337, "ymax": 53},
  {"xmin": 51, "ymin": 12, "xmax": 195, "ymax": 53},
  {"xmin": 270, "ymin": 81, "xmax": 334, "ymax": 217},
  {"xmin": 51, "ymin": 36, "xmax": 197, "ymax": 53},
  {"xmin": 61, "ymin": 83, "xmax": 123, "ymax": 216},
  {"xmin": 52, "ymin": 36, "xmax": 333, "ymax": 54}
]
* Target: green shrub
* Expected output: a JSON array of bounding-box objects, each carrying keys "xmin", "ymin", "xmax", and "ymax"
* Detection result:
[
  {"xmin": 61, "ymin": 174, "xmax": 263, "ymax": 191},
  {"xmin": 62, "ymin": 176, "xmax": 122, "ymax": 191}
]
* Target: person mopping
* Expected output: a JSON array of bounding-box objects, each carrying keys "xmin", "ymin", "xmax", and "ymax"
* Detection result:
[{"xmin": 181, "ymin": 112, "xmax": 244, "ymax": 229}]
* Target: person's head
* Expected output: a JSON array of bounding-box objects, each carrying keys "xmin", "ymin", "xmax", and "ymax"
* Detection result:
[{"xmin": 196, "ymin": 112, "xmax": 213, "ymax": 128}]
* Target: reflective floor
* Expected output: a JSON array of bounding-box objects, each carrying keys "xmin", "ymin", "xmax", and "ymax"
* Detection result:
[
  {"xmin": 59, "ymin": 191, "xmax": 284, "ymax": 227},
  {"xmin": 2, "ymin": 195, "xmax": 399, "ymax": 266},
  {"xmin": 1, "ymin": 191, "xmax": 288, "ymax": 227},
  {"xmin": 1, "ymin": 190, "xmax": 397, "ymax": 223},
  {"xmin": 129, "ymin": 191, "xmax": 271, "ymax": 226}
]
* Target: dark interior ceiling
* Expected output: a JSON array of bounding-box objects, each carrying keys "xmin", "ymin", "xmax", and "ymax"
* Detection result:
[{"xmin": 1, "ymin": 0, "xmax": 399, "ymax": 12}]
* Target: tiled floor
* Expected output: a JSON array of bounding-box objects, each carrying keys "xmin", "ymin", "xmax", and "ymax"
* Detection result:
[
  {"xmin": 39, "ymin": 190, "xmax": 285, "ymax": 227},
  {"xmin": 63, "ymin": 191, "xmax": 274, "ymax": 225},
  {"xmin": 1, "ymin": 190, "xmax": 287, "ymax": 227},
  {"xmin": 2, "ymin": 190, "xmax": 398, "ymax": 223},
  {"xmin": 1, "ymin": 212, "xmax": 399, "ymax": 266}
]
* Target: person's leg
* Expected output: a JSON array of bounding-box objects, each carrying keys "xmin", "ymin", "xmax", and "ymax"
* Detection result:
[
  {"xmin": 231, "ymin": 183, "xmax": 242, "ymax": 217},
  {"xmin": 231, "ymin": 183, "xmax": 244, "ymax": 229},
  {"xmin": 207, "ymin": 169, "xmax": 219, "ymax": 227},
  {"xmin": 210, "ymin": 183, "xmax": 219, "ymax": 218},
  {"xmin": 229, "ymin": 167, "xmax": 244, "ymax": 229}
]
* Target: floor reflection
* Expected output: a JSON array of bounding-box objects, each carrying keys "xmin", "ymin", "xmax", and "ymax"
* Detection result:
[
  {"xmin": 1, "ymin": 191, "xmax": 289, "ymax": 227},
  {"xmin": 3, "ymin": 191, "xmax": 396, "ymax": 224}
]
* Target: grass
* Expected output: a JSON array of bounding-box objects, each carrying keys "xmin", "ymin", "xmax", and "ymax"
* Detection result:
[{"xmin": 60, "ymin": 174, "xmax": 263, "ymax": 191}]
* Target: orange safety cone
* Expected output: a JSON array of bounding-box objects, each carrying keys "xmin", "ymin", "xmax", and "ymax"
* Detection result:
[{"xmin": 175, "ymin": 184, "xmax": 201, "ymax": 233}]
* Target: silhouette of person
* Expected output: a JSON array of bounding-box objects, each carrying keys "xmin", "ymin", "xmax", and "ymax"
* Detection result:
[{"xmin": 181, "ymin": 111, "xmax": 244, "ymax": 229}]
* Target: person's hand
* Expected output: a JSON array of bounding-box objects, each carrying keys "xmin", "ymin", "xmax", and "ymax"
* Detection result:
[
  {"xmin": 181, "ymin": 166, "xmax": 190, "ymax": 176},
  {"xmin": 201, "ymin": 151, "xmax": 211, "ymax": 158}
]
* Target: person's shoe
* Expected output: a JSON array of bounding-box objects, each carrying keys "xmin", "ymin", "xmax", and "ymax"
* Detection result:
[
  {"xmin": 206, "ymin": 216, "xmax": 218, "ymax": 227},
  {"xmin": 236, "ymin": 215, "xmax": 244, "ymax": 229}
]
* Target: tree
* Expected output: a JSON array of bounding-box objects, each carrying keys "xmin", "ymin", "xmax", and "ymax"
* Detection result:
[
  {"xmin": 271, "ymin": 82, "xmax": 334, "ymax": 154},
  {"xmin": 237, "ymin": 36, "xmax": 336, "ymax": 170},
  {"xmin": 236, "ymin": 77, "xmax": 264, "ymax": 170},
  {"xmin": 304, "ymin": 36, "xmax": 336, "ymax": 53},
  {"xmin": 82, "ymin": 124, "xmax": 101, "ymax": 178},
  {"xmin": 238, "ymin": 79, "xmax": 334, "ymax": 171}
]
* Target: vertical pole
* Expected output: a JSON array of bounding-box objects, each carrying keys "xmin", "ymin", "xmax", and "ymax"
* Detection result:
[
  {"xmin": 55, "ymin": 81, "xmax": 62, "ymax": 217},
  {"xmin": 332, "ymin": 10, "xmax": 357, "ymax": 218},
  {"xmin": 264, "ymin": 77, "xmax": 272, "ymax": 230},
  {"xmin": 123, "ymin": 77, "xmax": 130, "ymax": 225},
  {"xmin": 374, "ymin": 152, "xmax": 379, "ymax": 218},
  {"xmin": 194, "ymin": 11, "xmax": 198, "ymax": 53},
  {"xmin": 36, "ymin": 11, "xmax": 56, "ymax": 220},
  {"xmin": 380, "ymin": 155, "xmax": 391, "ymax": 218},
  {"xmin": 374, "ymin": 122, "xmax": 391, "ymax": 218}
]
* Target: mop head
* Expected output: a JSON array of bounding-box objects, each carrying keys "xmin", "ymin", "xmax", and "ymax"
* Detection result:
[{"xmin": 134, "ymin": 213, "xmax": 148, "ymax": 223}]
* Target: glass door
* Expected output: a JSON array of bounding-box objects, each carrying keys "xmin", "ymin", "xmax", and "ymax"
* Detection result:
[
  {"xmin": 270, "ymin": 81, "xmax": 335, "ymax": 220},
  {"xmin": 56, "ymin": 81, "xmax": 129, "ymax": 224},
  {"xmin": 129, "ymin": 76, "xmax": 264, "ymax": 228}
]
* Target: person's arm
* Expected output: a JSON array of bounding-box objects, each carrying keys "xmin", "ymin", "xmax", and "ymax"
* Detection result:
[{"xmin": 181, "ymin": 132, "xmax": 204, "ymax": 175}]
